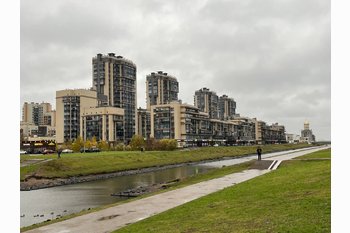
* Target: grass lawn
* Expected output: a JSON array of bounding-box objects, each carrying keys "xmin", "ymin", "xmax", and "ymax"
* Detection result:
[
  {"xmin": 20, "ymin": 143, "xmax": 312, "ymax": 180},
  {"xmin": 114, "ymin": 149, "xmax": 331, "ymax": 233},
  {"xmin": 295, "ymin": 147, "xmax": 331, "ymax": 159}
]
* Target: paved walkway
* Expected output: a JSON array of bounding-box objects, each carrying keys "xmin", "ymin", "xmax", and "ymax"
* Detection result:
[{"xmin": 26, "ymin": 146, "xmax": 329, "ymax": 233}]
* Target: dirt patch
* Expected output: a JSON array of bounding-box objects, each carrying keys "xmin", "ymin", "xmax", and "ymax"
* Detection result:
[{"xmin": 249, "ymin": 160, "xmax": 274, "ymax": 170}]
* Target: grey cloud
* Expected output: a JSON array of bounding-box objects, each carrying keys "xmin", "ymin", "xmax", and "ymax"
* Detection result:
[{"xmin": 20, "ymin": 0, "xmax": 330, "ymax": 140}]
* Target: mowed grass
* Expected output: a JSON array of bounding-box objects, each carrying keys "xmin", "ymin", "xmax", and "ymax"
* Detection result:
[
  {"xmin": 20, "ymin": 143, "xmax": 312, "ymax": 181},
  {"xmin": 295, "ymin": 147, "xmax": 331, "ymax": 159},
  {"xmin": 114, "ymin": 149, "xmax": 331, "ymax": 233}
]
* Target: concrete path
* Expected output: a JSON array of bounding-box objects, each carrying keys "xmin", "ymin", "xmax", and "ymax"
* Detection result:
[{"xmin": 26, "ymin": 146, "xmax": 329, "ymax": 233}]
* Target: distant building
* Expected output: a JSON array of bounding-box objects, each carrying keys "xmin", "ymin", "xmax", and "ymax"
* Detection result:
[
  {"xmin": 146, "ymin": 71, "xmax": 179, "ymax": 110},
  {"xmin": 92, "ymin": 53, "xmax": 137, "ymax": 142},
  {"xmin": 286, "ymin": 133, "xmax": 300, "ymax": 143},
  {"xmin": 56, "ymin": 88, "xmax": 98, "ymax": 143},
  {"xmin": 254, "ymin": 119, "xmax": 286, "ymax": 144},
  {"xmin": 20, "ymin": 121, "xmax": 38, "ymax": 138},
  {"xmin": 22, "ymin": 102, "xmax": 54, "ymax": 126},
  {"xmin": 230, "ymin": 117, "xmax": 256, "ymax": 144},
  {"xmin": 194, "ymin": 88, "xmax": 219, "ymax": 119},
  {"xmin": 219, "ymin": 95, "xmax": 236, "ymax": 120},
  {"xmin": 150, "ymin": 101, "xmax": 241, "ymax": 147},
  {"xmin": 300, "ymin": 121, "xmax": 316, "ymax": 143}
]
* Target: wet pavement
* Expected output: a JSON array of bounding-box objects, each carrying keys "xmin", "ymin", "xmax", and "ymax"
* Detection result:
[{"xmin": 25, "ymin": 146, "xmax": 330, "ymax": 233}]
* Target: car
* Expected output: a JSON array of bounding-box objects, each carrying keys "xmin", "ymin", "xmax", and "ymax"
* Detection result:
[
  {"xmin": 20, "ymin": 150, "xmax": 28, "ymax": 155},
  {"xmin": 213, "ymin": 144, "xmax": 219, "ymax": 147},
  {"xmin": 80, "ymin": 147, "xmax": 101, "ymax": 153},
  {"xmin": 43, "ymin": 149, "xmax": 55, "ymax": 154},
  {"xmin": 62, "ymin": 149, "xmax": 73, "ymax": 153}
]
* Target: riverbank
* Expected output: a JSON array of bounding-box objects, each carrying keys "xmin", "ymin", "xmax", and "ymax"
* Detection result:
[
  {"xmin": 21, "ymin": 162, "xmax": 196, "ymax": 191},
  {"xmin": 21, "ymin": 147, "xmax": 330, "ymax": 233},
  {"xmin": 20, "ymin": 144, "xmax": 314, "ymax": 190},
  {"xmin": 114, "ymin": 149, "xmax": 331, "ymax": 233}
]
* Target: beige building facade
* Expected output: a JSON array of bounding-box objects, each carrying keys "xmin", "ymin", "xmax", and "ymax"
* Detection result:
[
  {"xmin": 22, "ymin": 102, "xmax": 54, "ymax": 126},
  {"xmin": 56, "ymin": 89, "xmax": 98, "ymax": 144},
  {"xmin": 92, "ymin": 53, "xmax": 137, "ymax": 141},
  {"xmin": 146, "ymin": 71, "xmax": 179, "ymax": 110},
  {"xmin": 81, "ymin": 106, "xmax": 125, "ymax": 143},
  {"xmin": 150, "ymin": 102, "xmax": 242, "ymax": 147}
]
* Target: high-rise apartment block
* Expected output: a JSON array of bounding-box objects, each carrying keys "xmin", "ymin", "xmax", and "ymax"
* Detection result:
[
  {"xmin": 56, "ymin": 89, "xmax": 98, "ymax": 143},
  {"xmin": 92, "ymin": 53, "xmax": 137, "ymax": 142},
  {"xmin": 194, "ymin": 88, "xmax": 219, "ymax": 119},
  {"xmin": 22, "ymin": 102, "xmax": 54, "ymax": 126},
  {"xmin": 146, "ymin": 71, "xmax": 179, "ymax": 110},
  {"xmin": 219, "ymin": 95, "xmax": 236, "ymax": 120}
]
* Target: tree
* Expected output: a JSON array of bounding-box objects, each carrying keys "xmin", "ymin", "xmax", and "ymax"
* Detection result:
[
  {"xmin": 71, "ymin": 136, "xmax": 84, "ymax": 152},
  {"xmin": 91, "ymin": 136, "xmax": 98, "ymax": 148},
  {"xmin": 145, "ymin": 137, "xmax": 156, "ymax": 151},
  {"xmin": 130, "ymin": 135, "xmax": 145, "ymax": 151},
  {"xmin": 98, "ymin": 140, "xmax": 109, "ymax": 151},
  {"xmin": 84, "ymin": 140, "xmax": 92, "ymax": 149}
]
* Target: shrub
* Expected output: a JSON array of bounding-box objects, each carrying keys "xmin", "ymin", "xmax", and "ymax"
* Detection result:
[
  {"xmin": 157, "ymin": 139, "xmax": 177, "ymax": 151},
  {"xmin": 115, "ymin": 143, "xmax": 125, "ymax": 151},
  {"xmin": 130, "ymin": 135, "xmax": 146, "ymax": 151},
  {"xmin": 98, "ymin": 140, "xmax": 110, "ymax": 151}
]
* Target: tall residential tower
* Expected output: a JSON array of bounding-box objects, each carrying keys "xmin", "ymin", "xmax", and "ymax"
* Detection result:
[
  {"xmin": 219, "ymin": 94, "xmax": 236, "ymax": 120},
  {"xmin": 92, "ymin": 53, "xmax": 137, "ymax": 142},
  {"xmin": 194, "ymin": 88, "xmax": 219, "ymax": 119},
  {"xmin": 146, "ymin": 71, "xmax": 179, "ymax": 110}
]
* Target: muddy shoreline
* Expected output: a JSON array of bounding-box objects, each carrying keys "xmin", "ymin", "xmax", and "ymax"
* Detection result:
[{"xmin": 20, "ymin": 154, "xmax": 253, "ymax": 191}]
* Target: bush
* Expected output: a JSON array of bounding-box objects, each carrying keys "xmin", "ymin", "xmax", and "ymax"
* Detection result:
[
  {"xmin": 98, "ymin": 140, "xmax": 110, "ymax": 151},
  {"xmin": 125, "ymin": 145, "xmax": 132, "ymax": 151},
  {"xmin": 157, "ymin": 139, "xmax": 177, "ymax": 151},
  {"xmin": 71, "ymin": 136, "xmax": 84, "ymax": 152},
  {"xmin": 130, "ymin": 135, "xmax": 145, "ymax": 151},
  {"xmin": 115, "ymin": 143, "xmax": 125, "ymax": 151}
]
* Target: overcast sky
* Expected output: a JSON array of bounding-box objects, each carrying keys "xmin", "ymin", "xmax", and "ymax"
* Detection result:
[{"xmin": 20, "ymin": 0, "xmax": 330, "ymax": 140}]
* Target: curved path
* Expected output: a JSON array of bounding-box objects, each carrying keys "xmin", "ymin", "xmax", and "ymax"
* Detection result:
[{"xmin": 25, "ymin": 145, "xmax": 329, "ymax": 233}]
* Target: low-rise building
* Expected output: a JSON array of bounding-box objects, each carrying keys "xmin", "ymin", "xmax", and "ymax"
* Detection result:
[{"xmin": 81, "ymin": 106, "xmax": 124, "ymax": 145}]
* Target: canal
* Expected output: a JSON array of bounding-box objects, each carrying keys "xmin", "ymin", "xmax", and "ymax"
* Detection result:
[{"xmin": 21, "ymin": 163, "xmax": 219, "ymax": 227}]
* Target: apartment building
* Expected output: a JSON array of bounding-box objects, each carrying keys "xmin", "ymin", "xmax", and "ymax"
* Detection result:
[
  {"xmin": 219, "ymin": 95, "xmax": 236, "ymax": 120},
  {"xmin": 56, "ymin": 88, "xmax": 98, "ymax": 144},
  {"xmin": 150, "ymin": 101, "xmax": 245, "ymax": 147},
  {"xmin": 81, "ymin": 106, "xmax": 125, "ymax": 144},
  {"xmin": 20, "ymin": 121, "xmax": 38, "ymax": 137},
  {"xmin": 146, "ymin": 71, "xmax": 179, "ymax": 110},
  {"xmin": 22, "ymin": 102, "xmax": 54, "ymax": 126},
  {"xmin": 254, "ymin": 119, "xmax": 286, "ymax": 144},
  {"xmin": 194, "ymin": 88, "xmax": 219, "ymax": 119},
  {"xmin": 230, "ymin": 117, "xmax": 256, "ymax": 143},
  {"xmin": 92, "ymin": 53, "xmax": 137, "ymax": 142}
]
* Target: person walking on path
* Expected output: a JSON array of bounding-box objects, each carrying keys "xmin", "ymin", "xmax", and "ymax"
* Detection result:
[{"xmin": 256, "ymin": 146, "xmax": 262, "ymax": 161}]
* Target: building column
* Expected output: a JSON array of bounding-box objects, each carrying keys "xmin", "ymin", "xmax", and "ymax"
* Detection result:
[{"xmin": 102, "ymin": 115, "xmax": 106, "ymax": 141}]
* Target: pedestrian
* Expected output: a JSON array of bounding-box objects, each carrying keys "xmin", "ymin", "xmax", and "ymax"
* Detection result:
[
  {"xmin": 57, "ymin": 148, "xmax": 62, "ymax": 159},
  {"xmin": 256, "ymin": 146, "xmax": 262, "ymax": 161}
]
